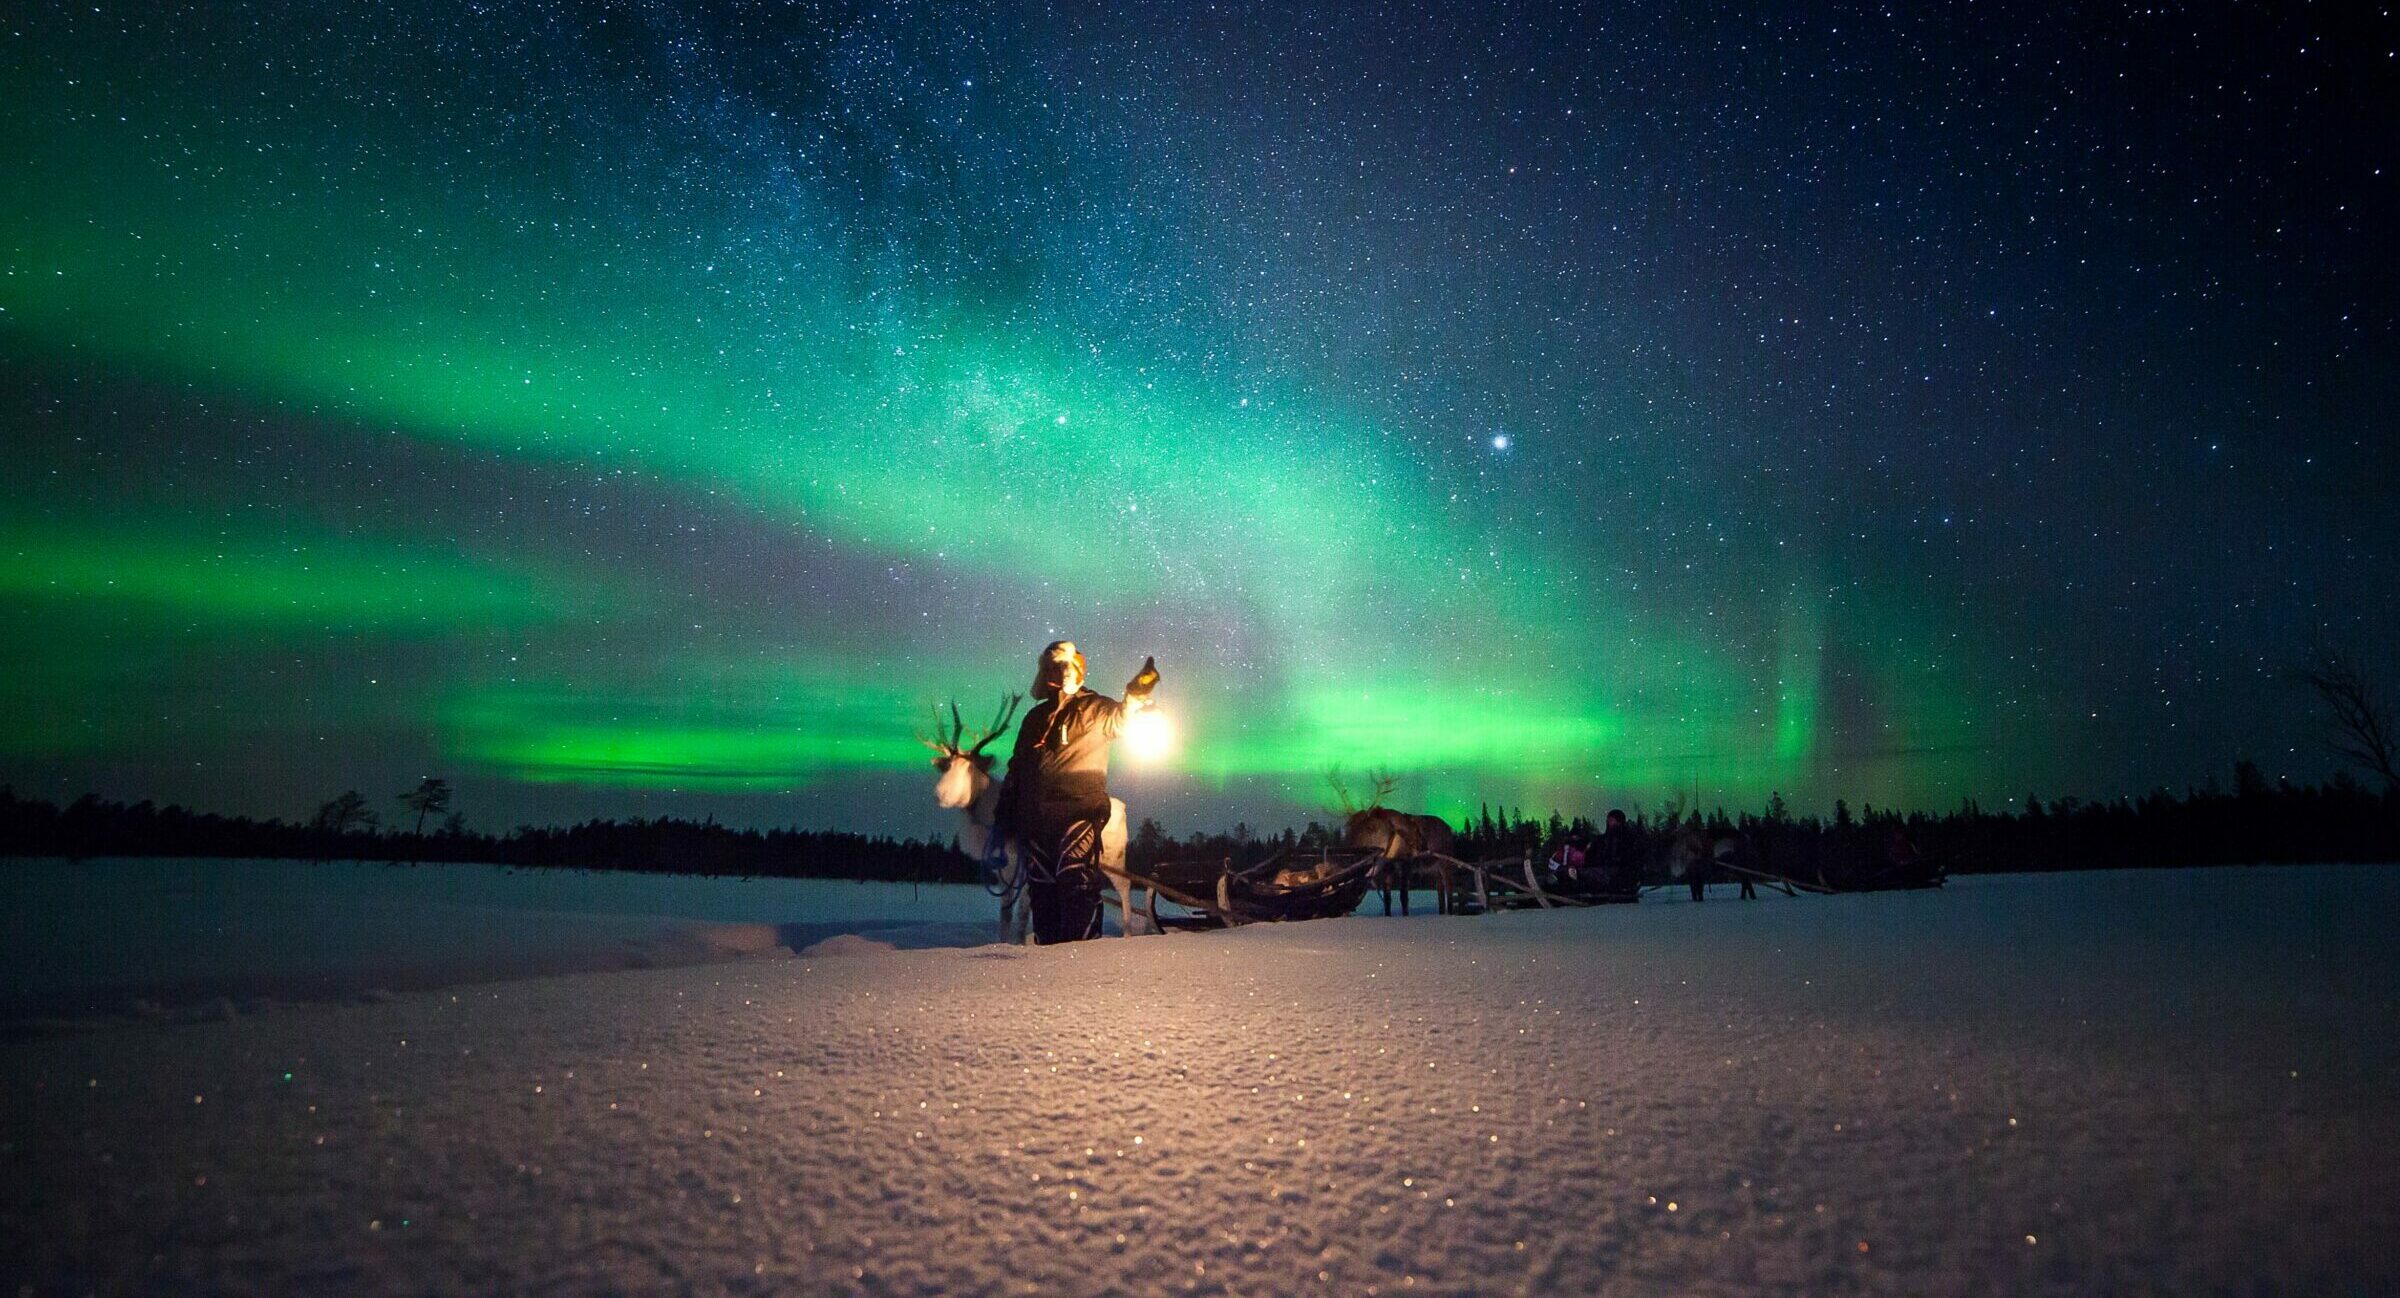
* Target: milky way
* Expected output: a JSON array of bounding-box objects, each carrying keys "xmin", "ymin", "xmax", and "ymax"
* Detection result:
[{"xmin": 2, "ymin": 1, "xmax": 2393, "ymax": 836}]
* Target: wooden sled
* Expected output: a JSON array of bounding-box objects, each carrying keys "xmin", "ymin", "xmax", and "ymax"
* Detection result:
[
  {"xmin": 1716, "ymin": 861, "xmax": 1823, "ymax": 897},
  {"xmin": 1098, "ymin": 848, "xmax": 1388, "ymax": 929},
  {"xmin": 1435, "ymin": 852, "xmax": 1626, "ymax": 914},
  {"xmin": 1217, "ymin": 849, "xmax": 1383, "ymax": 923},
  {"xmin": 1093, "ymin": 863, "xmax": 1228, "ymax": 931}
]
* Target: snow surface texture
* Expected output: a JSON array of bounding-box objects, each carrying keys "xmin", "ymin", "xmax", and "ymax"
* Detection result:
[{"xmin": 4, "ymin": 867, "xmax": 2397, "ymax": 1295}]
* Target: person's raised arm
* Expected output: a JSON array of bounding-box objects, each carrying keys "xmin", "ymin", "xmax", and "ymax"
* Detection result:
[
  {"xmin": 1103, "ymin": 656, "xmax": 1161, "ymax": 737},
  {"xmin": 1122, "ymin": 655, "xmax": 1159, "ymax": 718}
]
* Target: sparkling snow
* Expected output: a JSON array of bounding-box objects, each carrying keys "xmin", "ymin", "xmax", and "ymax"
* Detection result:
[{"xmin": 2, "ymin": 866, "xmax": 2395, "ymax": 1294}]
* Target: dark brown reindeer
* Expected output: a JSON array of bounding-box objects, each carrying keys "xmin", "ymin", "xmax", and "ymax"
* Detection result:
[
  {"xmin": 1329, "ymin": 767, "xmax": 1457, "ymax": 915},
  {"xmin": 921, "ymin": 695, "xmax": 1143, "ymax": 943}
]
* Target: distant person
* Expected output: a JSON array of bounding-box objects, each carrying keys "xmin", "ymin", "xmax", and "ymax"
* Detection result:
[
  {"xmin": 996, "ymin": 641, "xmax": 1156, "ymax": 944},
  {"xmin": 1593, "ymin": 808, "xmax": 1644, "ymax": 897},
  {"xmin": 1546, "ymin": 830, "xmax": 1590, "ymax": 889},
  {"xmin": 1885, "ymin": 826, "xmax": 1928, "ymax": 886},
  {"xmin": 1674, "ymin": 828, "xmax": 1711, "ymax": 902},
  {"xmin": 1716, "ymin": 833, "xmax": 1757, "ymax": 900}
]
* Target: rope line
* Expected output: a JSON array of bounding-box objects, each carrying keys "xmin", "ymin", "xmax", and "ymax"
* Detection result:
[{"xmin": 975, "ymin": 827, "xmax": 1026, "ymax": 910}]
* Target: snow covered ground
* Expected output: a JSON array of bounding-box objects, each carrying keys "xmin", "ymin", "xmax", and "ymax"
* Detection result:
[
  {"xmin": 3, "ymin": 865, "xmax": 2396, "ymax": 1294},
  {"xmin": 0, "ymin": 858, "xmax": 1009, "ymax": 1023}
]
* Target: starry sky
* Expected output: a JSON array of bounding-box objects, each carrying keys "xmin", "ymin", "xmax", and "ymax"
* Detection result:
[{"xmin": 2, "ymin": 0, "xmax": 2394, "ymax": 839}]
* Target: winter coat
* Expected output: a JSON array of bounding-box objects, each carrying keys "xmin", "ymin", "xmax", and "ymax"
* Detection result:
[
  {"xmin": 1594, "ymin": 825, "xmax": 1645, "ymax": 884},
  {"xmin": 999, "ymin": 689, "xmax": 1129, "ymax": 839}
]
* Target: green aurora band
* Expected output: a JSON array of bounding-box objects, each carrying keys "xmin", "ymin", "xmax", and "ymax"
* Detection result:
[{"xmin": 0, "ymin": 6, "xmax": 2009, "ymax": 830}]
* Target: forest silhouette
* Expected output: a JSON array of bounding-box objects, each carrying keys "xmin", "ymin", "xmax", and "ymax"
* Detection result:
[{"xmin": 3, "ymin": 760, "xmax": 2393, "ymax": 888}]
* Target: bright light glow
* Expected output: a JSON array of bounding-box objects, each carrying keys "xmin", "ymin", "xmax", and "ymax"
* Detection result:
[
  {"xmin": 1124, "ymin": 709, "xmax": 1177, "ymax": 764},
  {"xmin": 1491, "ymin": 433, "xmax": 1511, "ymax": 450}
]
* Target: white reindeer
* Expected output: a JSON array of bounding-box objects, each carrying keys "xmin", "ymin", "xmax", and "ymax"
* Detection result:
[{"xmin": 923, "ymin": 696, "xmax": 1145, "ymax": 942}]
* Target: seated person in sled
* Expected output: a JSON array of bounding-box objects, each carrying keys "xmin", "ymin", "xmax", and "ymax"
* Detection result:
[{"xmin": 1553, "ymin": 809, "xmax": 1643, "ymax": 900}]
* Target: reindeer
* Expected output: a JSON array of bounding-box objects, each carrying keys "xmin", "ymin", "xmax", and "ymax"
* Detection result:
[
  {"xmin": 922, "ymin": 695, "xmax": 1146, "ymax": 942},
  {"xmin": 1328, "ymin": 767, "xmax": 1457, "ymax": 915}
]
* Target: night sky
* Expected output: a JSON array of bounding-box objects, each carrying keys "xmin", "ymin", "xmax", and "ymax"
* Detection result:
[{"xmin": 3, "ymin": 1, "xmax": 2394, "ymax": 839}]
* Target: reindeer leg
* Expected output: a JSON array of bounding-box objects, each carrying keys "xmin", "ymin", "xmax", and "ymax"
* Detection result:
[
  {"xmin": 998, "ymin": 856, "xmax": 1014, "ymax": 943},
  {"xmin": 1099, "ymin": 796, "xmax": 1136, "ymax": 936},
  {"xmin": 1003, "ymin": 853, "xmax": 1030, "ymax": 945}
]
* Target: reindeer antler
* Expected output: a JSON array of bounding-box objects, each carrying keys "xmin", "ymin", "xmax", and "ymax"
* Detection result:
[
  {"xmin": 967, "ymin": 693, "xmax": 1023, "ymax": 756},
  {"xmin": 919, "ymin": 694, "xmax": 1020, "ymax": 756},
  {"xmin": 916, "ymin": 700, "xmax": 968, "ymax": 754},
  {"xmin": 1324, "ymin": 765, "xmax": 1359, "ymax": 817},
  {"xmin": 1366, "ymin": 766, "xmax": 1401, "ymax": 810}
]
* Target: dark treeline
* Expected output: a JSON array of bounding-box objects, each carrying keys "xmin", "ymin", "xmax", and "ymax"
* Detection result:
[
  {"xmin": 0, "ymin": 787, "xmax": 979, "ymax": 884},
  {"xmin": 1125, "ymin": 761, "xmax": 2400, "ymax": 880},
  {"xmin": 6, "ymin": 760, "xmax": 2397, "ymax": 885}
]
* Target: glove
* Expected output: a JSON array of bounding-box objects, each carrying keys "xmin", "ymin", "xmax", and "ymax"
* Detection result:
[{"xmin": 1125, "ymin": 655, "xmax": 1160, "ymax": 700}]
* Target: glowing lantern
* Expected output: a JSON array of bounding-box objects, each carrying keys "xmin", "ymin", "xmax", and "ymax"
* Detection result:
[{"xmin": 1124, "ymin": 708, "xmax": 1177, "ymax": 764}]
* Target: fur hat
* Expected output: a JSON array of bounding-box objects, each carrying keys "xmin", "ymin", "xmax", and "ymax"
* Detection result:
[{"xmin": 1032, "ymin": 640, "xmax": 1086, "ymax": 697}]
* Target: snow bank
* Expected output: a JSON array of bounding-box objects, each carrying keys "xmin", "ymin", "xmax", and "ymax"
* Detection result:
[
  {"xmin": 798, "ymin": 922, "xmax": 1013, "ymax": 957},
  {"xmin": 2, "ymin": 866, "xmax": 2395, "ymax": 1295},
  {"xmin": 0, "ymin": 859, "xmax": 1003, "ymax": 1023}
]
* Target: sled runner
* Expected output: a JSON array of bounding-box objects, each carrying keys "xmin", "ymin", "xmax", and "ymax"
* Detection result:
[{"xmin": 1430, "ymin": 852, "xmax": 1632, "ymax": 913}]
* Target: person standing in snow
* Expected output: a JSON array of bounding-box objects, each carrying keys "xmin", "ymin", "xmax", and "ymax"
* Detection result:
[
  {"xmin": 996, "ymin": 641, "xmax": 1156, "ymax": 944},
  {"xmin": 1715, "ymin": 832, "xmax": 1758, "ymax": 900},
  {"xmin": 1675, "ymin": 827, "xmax": 1711, "ymax": 902}
]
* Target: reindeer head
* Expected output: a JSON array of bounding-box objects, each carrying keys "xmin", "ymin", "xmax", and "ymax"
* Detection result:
[
  {"xmin": 920, "ymin": 694, "xmax": 1023, "ymax": 809},
  {"xmin": 1329, "ymin": 765, "xmax": 1413, "ymax": 854}
]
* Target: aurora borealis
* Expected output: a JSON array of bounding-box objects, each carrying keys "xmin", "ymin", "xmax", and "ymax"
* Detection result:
[{"xmin": 2, "ymin": 2, "xmax": 2393, "ymax": 837}]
